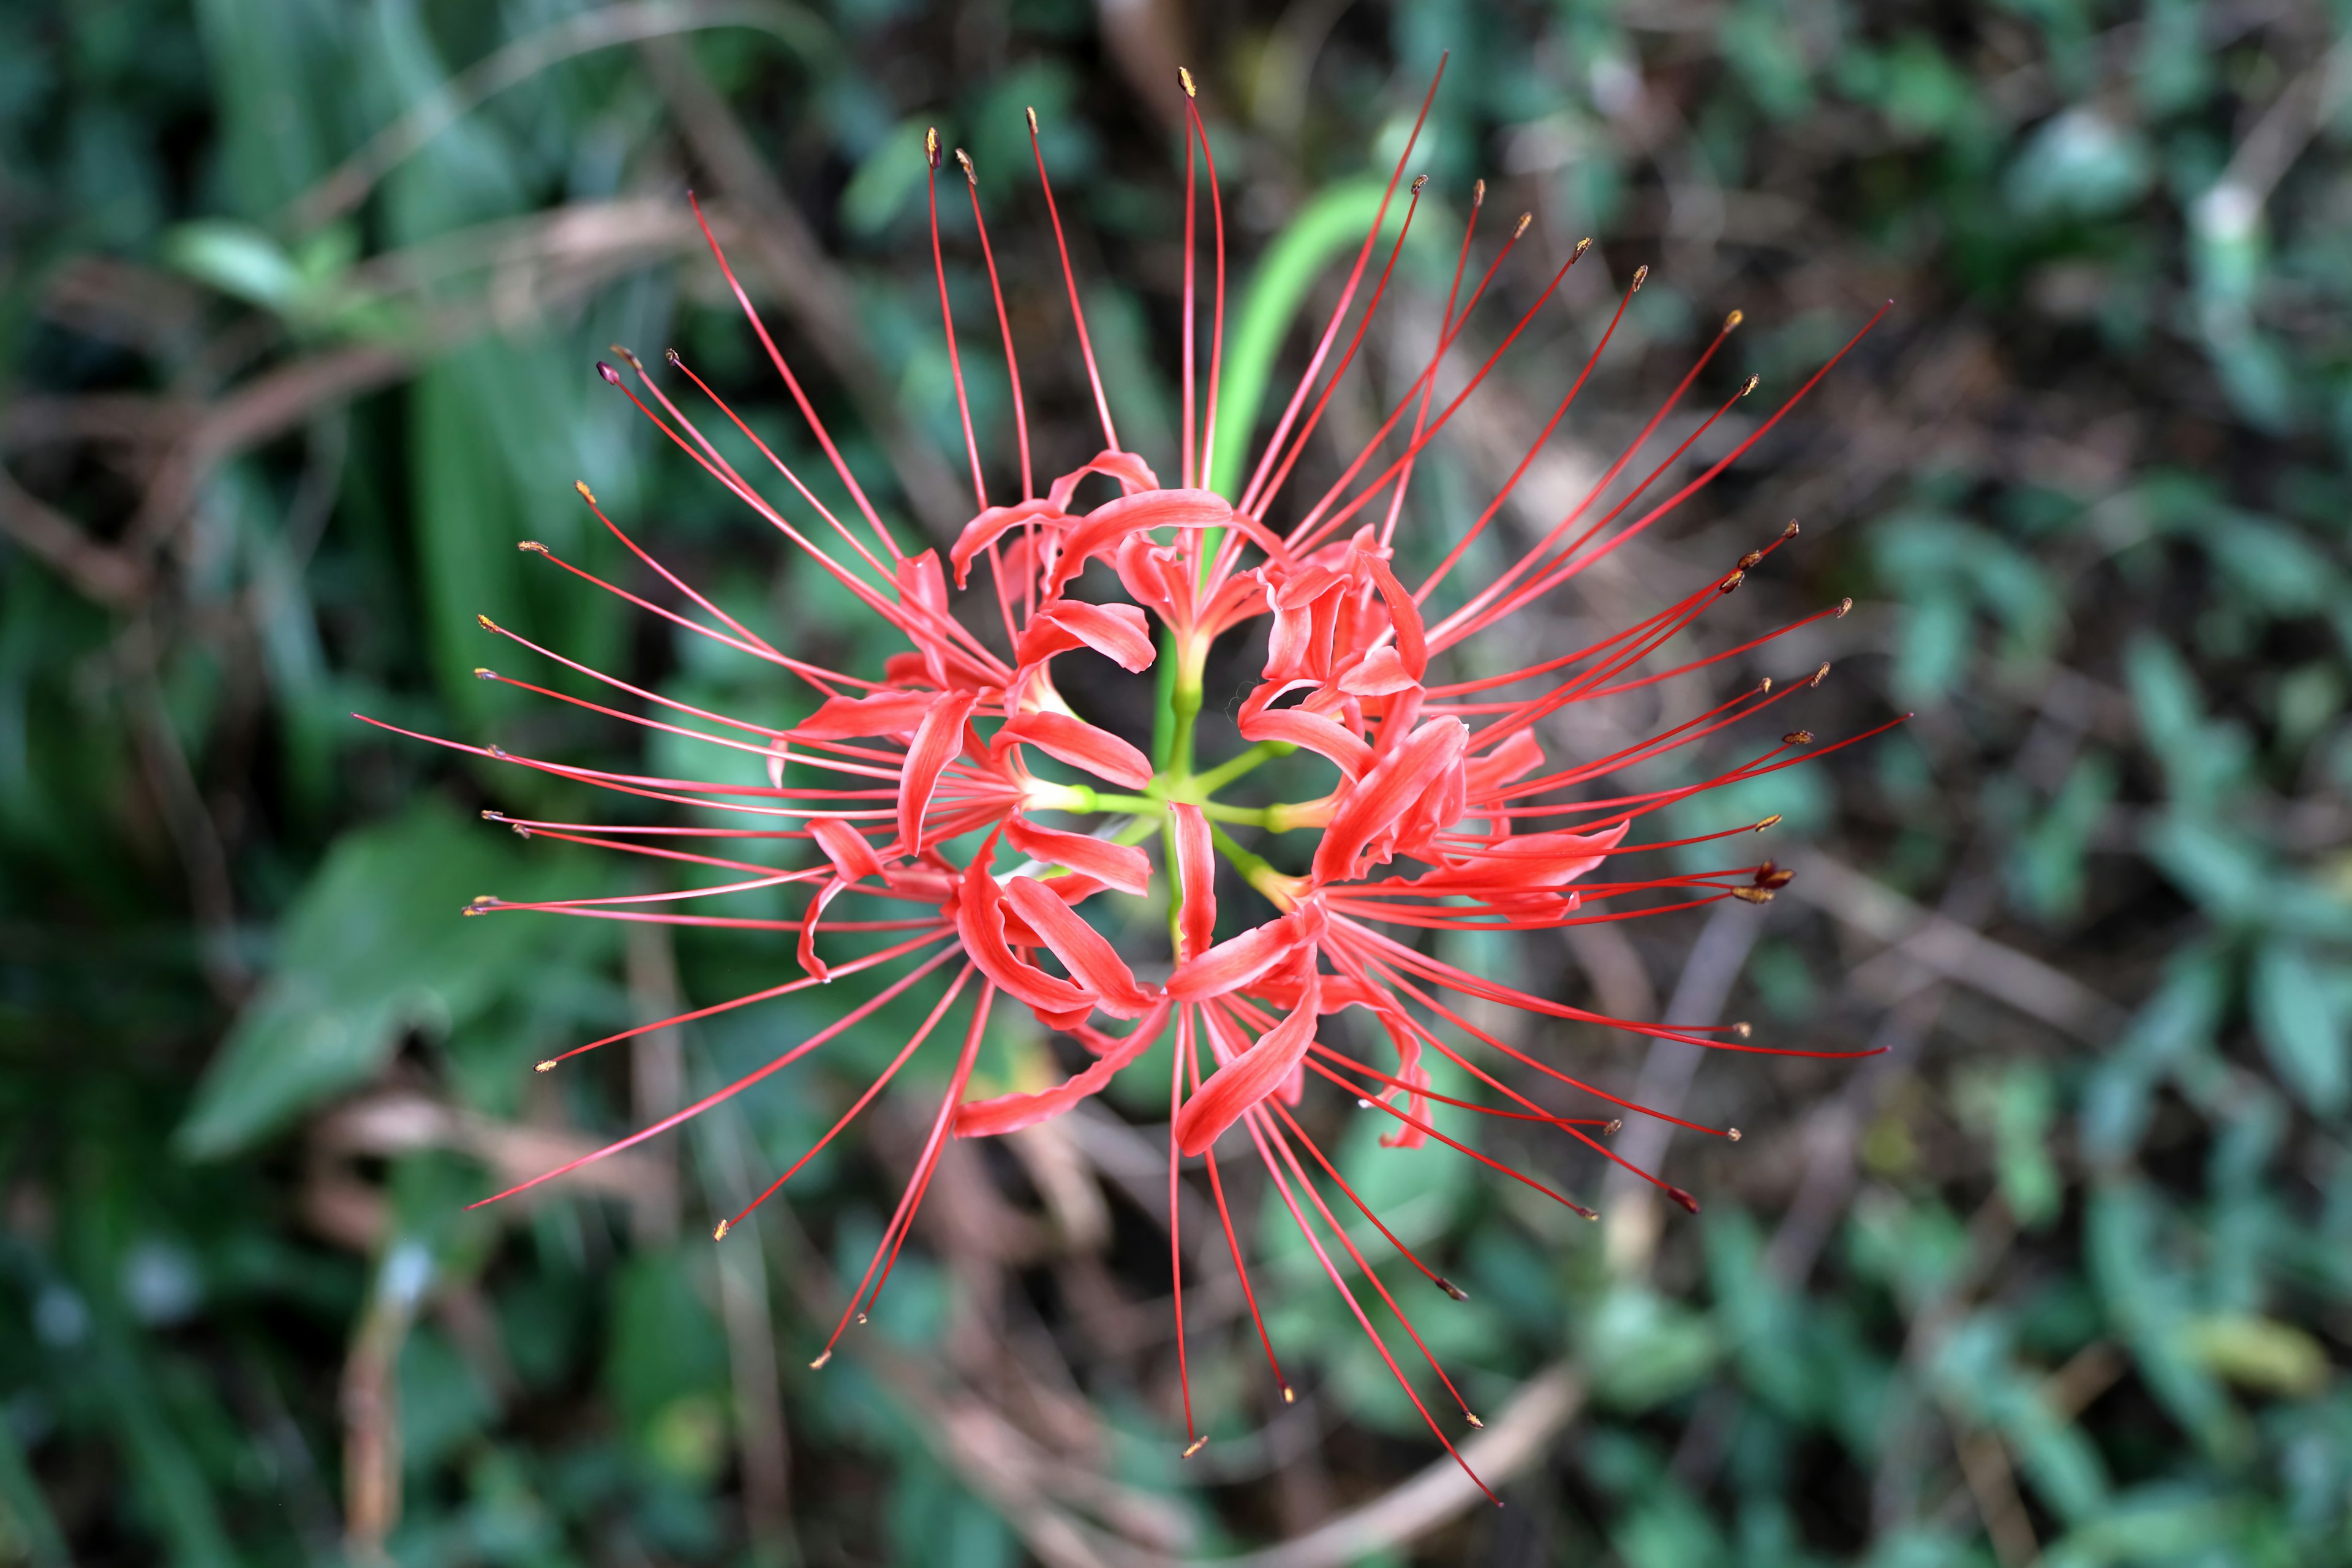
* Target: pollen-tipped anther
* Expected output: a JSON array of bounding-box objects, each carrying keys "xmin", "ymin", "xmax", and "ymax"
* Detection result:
[
  {"xmin": 1466, "ymin": 1412, "xmax": 1485, "ymax": 1428},
  {"xmin": 595, "ymin": 361, "xmax": 620, "ymax": 385},
  {"xmin": 1784, "ymin": 730, "xmax": 1814, "ymax": 746},
  {"xmin": 1718, "ymin": 570, "xmax": 1744, "ymax": 594},
  {"xmin": 573, "ymin": 480, "xmax": 597, "ymax": 505},
  {"xmin": 1606, "ymin": 1118, "xmax": 1624, "ymax": 1134},
  {"xmin": 955, "ymin": 148, "xmax": 975, "ymax": 185},
  {"xmin": 1632, "ymin": 263, "xmax": 1649, "ymax": 289},
  {"xmin": 1740, "ymin": 374, "xmax": 1760, "ymax": 396},
  {"xmin": 1411, "ymin": 174, "xmax": 1427, "ymax": 194},
  {"xmin": 1283, "ymin": 1386, "xmax": 1296, "ymax": 1404},
  {"xmin": 1732, "ymin": 1021, "xmax": 1753, "ymax": 1038},
  {"xmin": 1724, "ymin": 308, "xmax": 1744, "ymax": 331},
  {"xmin": 1731, "ymin": 886, "xmax": 1775, "ymax": 904},
  {"xmin": 1024, "ymin": 105, "xmax": 1038, "ymax": 134},
  {"xmin": 1760, "ymin": 676, "xmax": 1774, "ymax": 693},
  {"xmin": 1782, "ymin": 518, "xmax": 1801, "ymax": 538},
  {"xmin": 810, "ymin": 1351, "xmax": 832, "ymax": 1370},
  {"xmin": 473, "ymin": 667, "xmax": 496, "ymax": 680},
  {"xmin": 1512, "ymin": 212, "xmax": 1532, "ymax": 238},
  {"xmin": 609, "ymin": 345, "xmax": 646, "ymax": 374},
  {"xmin": 1573, "ymin": 236, "xmax": 1593, "ymax": 257},
  {"xmin": 1177, "ymin": 65, "xmax": 1197, "ymax": 99},
  {"xmin": 1728, "ymin": 1128, "xmax": 1743, "ymax": 1142},
  {"xmin": 712, "ymin": 1220, "xmax": 730, "ymax": 1241},
  {"xmin": 1836, "ymin": 596, "xmax": 1853, "ymax": 616},
  {"xmin": 1472, "ymin": 177, "xmax": 1486, "ymax": 204},
  {"xmin": 534, "ymin": 1059, "xmax": 556, "ymax": 1073},
  {"xmin": 924, "ymin": 127, "xmax": 939, "ymax": 168},
  {"xmin": 1738, "ymin": 548, "xmax": 1764, "ymax": 570},
  {"xmin": 1434, "ymin": 1275, "xmax": 1470, "ymax": 1302},
  {"xmin": 1755, "ymin": 813, "xmax": 1783, "ymax": 831},
  {"xmin": 475, "ymin": 613, "xmax": 499, "ymax": 632},
  {"xmin": 519, "ymin": 539, "xmax": 548, "ymax": 554},
  {"xmin": 1811, "ymin": 662, "xmax": 1831, "ymax": 688}
]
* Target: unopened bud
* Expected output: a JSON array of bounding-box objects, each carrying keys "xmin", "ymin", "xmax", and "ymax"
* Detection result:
[{"xmin": 595, "ymin": 361, "xmax": 620, "ymax": 386}]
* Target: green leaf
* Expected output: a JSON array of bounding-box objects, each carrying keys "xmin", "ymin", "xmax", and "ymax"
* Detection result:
[
  {"xmin": 176, "ymin": 802, "xmax": 562, "ymax": 1157},
  {"xmin": 2250, "ymin": 940, "xmax": 2349, "ymax": 1116},
  {"xmin": 160, "ymin": 220, "xmax": 305, "ymax": 312}
]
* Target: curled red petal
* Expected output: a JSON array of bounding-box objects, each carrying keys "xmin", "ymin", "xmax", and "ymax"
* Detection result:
[
  {"xmin": 1174, "ymin": 976, "xmax": 1322, "ymax": 1156},
  {"xmin": 1002, "ymin": 876, "xmax": 1157, "ymax": 1017},
  {"xmin": 950, "ymin": 498, "xmax": 1064, "ymax": 589},
  {"xmin": 1237, "ymin": 684, "xmax": 1373, "ymax": 778},
  {"xmin": 899, "ymin": 690, "xmax": 977, "ymax": 853},
  {"xmin": 809, "ymin": 816, "xmax": 885, "ymax": 882},
  {"xmin": 997, "ymin": 709, "xmax": 1153, "ymax": 790},
  {"xmin": 1043, "ymin": 487, "xmax": 1237, "ymax": 601},
  {"xmin": 1170, "ymin": 802, "xmax": 1215, "ymax": 960},
  {"xmin": 797, "ymin": 691, "xmax": 932, "ymax": 739},
  {"xmin": 954, "ymin": 851, "xmax": 1098, "ymax": 1022},
  {"xmin": 1365, "ymin": 552, "xmax": 1427, "ymax": 678},
  {"xmin": 1015, "ymin": 600, "xmax": 1156, "ymax": 672},
  {"xmin": 1336, "ymin": 645, "xmax": 1417, "ymax": 697},
  {"xmin": 1313, "ymin": 717, "xmax": 1467, "ymax": 882},
  {"xmin": 1003, "ymin": 815, "xmax": 1151, "ymax": 895},
  {"xmin": 953, "ymin": 1005, "xmax": 1170, "ymax": 1138},
  {"xmin": 1166, "ymin": 914, "xmax": 1300, "ymax": 1001}
]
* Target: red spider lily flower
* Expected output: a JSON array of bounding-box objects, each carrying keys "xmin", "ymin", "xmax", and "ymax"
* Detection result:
[{"xmin": 363, "ymin": 63, "xmax": 1901, "ymax": 1494}]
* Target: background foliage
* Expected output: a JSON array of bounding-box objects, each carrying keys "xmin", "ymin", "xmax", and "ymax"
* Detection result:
[{"xmin": 5, "ymin": 0, "xmax": 2352, "ymax": 1564}]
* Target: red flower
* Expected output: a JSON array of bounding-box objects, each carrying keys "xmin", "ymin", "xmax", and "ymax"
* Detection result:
[{"xmin": 366, "ymin": 66, "xmax": 1897, "ymax": 1493}]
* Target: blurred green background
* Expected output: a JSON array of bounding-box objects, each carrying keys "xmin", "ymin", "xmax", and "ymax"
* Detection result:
[{"xmin": 5, "ymin": 0, "xmax": 2352, "ymax": 1563}]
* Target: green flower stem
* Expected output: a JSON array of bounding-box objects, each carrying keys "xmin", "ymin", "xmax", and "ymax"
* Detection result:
[{"xmin": 1188, "ymin": 739, "xmax": 1294, "ymax": 795}]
